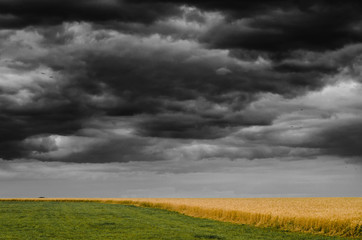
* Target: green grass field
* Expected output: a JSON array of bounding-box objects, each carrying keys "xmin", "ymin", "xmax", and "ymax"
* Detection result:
[{"xmin": 0, "ymin": 201, "xmax": 353, "ymax": 240}]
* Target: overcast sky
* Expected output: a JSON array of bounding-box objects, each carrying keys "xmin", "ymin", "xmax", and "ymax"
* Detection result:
[{"xmin": 0, "ymin": 0, "xmax": 361, "ymax": 198}]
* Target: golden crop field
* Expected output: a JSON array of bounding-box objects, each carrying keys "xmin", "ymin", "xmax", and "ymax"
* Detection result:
[{"xmin": 2, "ymin": 198, "xmax": 361, "ymax": 238}]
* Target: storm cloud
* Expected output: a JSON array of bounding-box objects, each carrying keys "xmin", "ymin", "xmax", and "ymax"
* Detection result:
[{"xmin": 0, "ymin": 1, "xmax": 361, "ymax": 171}]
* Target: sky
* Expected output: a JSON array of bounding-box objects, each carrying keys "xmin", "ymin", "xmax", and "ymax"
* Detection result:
[{"xmin": 0, "ymin": 0, "xmax": 361, "ymax": 198}]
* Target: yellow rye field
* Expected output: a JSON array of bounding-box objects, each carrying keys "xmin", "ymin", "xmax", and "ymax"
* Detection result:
[{"xmin": 2, "ymin": 198, "xmax": 361, "ymax": 238}]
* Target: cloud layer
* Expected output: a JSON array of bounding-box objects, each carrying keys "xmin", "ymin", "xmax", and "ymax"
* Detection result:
[{"xmin": 0, "ymin": 1, "xmax": 361, "ymax": 198}]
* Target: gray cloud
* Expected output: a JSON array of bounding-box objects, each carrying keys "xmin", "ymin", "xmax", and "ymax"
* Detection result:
[
  {"xmin": 310, "ymin": 120, "xmax": 362, "ymax": 158},
  {"xmin": 0, "ymin": 0, "xmax": 180, "ymax": 28},
  {"xmin": 0, "ymin": 2, "xmax": 361, "ymax": 165}
]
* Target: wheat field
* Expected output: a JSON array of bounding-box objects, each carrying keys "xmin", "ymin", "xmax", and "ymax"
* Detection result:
[{"xmin": 2, "ymin": 198, "xmax": 361, "ymax": 238}]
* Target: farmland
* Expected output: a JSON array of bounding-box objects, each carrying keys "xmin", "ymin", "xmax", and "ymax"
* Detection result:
[
  {"xmin": 1, "ymin": 198, "xmax": 361, "ymax": 238},
  {"xmin": 109, "ymin": 198, "xmax": 362, "ymax": 238},
  {"xmin": 0, "ymin": 201, "xmax": 355, "ymax": 240}
]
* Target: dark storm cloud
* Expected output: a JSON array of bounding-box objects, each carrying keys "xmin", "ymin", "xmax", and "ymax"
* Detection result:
[
  {"xmin": 0, "ymin": 1, "xmax": 361, "ymax": 163},
  {"xmin": 273, "ymin": 62, "xmax": 336, "ymax": 74},
  {"xmin": 135, "ymin": 114, "xmax": 232, "ymax": 139},
  {"xmin": 310, "ymin": 120, "xmax": 362, "ymax": 159},
  {"xmin": 0, "ymin": 0, "xmax": 180, "ymax": 28},
  {"xmin": 271, "ymin": 119, "xmax": 362, "ymax": 160},
  {"xmin": 1, "ymin": 0, "xmax": 361, "ymax": 52},
  {"xmin": 200, "ymin": 2, "xmax": 362, "ymax": 51},
  {"xmin": 0, "ymin": 106, "xmax": 84, "ymax": 159},
  {"xmin": 72, "ymin": 41, "xmax": 331, "ymax": 104},
  {"xmin": 0, "ymin": 22, "xmax": 358, "ymax": 161},
  {"xmin": 126, "ymin": 0, "xmax": 362, "ymax": 52},
  {"xmin": 42, "ymin": 137, "xmax": 166, "ymax": 163},
  {"xmin": 60, "ymin": 32, "xmax": 332, "ymax": 141}
]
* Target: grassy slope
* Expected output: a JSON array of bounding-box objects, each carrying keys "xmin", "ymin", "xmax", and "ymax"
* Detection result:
[{"xmin": 0, "ymin": 201, "xmax": 352, "ymax": 240}]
